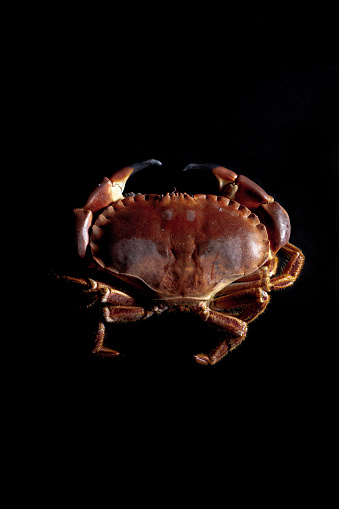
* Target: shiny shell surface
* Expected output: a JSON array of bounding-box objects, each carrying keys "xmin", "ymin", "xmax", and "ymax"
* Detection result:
[{"xmin": 90, "ymin": 193, "xmax": 270, "ymax": 300}]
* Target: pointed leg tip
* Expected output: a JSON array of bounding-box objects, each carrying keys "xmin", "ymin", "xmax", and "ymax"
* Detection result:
[
  {"xmin": 92, "ymin": 347, "xmax": 121, "ymax": 358},
  {"xmin": 194, "ymin": 354, "xmax": 211, "ymax": 365}
]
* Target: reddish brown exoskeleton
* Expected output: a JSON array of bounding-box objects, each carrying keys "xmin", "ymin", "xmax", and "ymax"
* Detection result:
[{"xmin": 60, "ymin": 160, "xmax": 304, "ymax": 365}]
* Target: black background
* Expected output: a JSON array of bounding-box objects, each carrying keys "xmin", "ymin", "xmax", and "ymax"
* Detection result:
[{"xmin": 38, "ymin": 8, "xmax": 337, "ymax": 464}]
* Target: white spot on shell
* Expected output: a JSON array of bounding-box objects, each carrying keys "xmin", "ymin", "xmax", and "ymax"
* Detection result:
[
  {"xmin": 186, "ymin": 210, "xmax": 196, "ymax": 221},
  {"xmin": 162, "ymin": 209, "xmax": 174, "ymax": 220}
]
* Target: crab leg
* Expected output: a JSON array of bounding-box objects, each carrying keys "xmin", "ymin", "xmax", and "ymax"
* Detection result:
[
  {"xmin": 57, "ymin": 275, "xmax": 154, "ymax": 356},
  {"xmin": 211, "ymin": 287, "xmax": 270, "ymax": 323},
  {"xmin": 58, "ymin": 275, "xmax": 152, "ymax": 315},
  {"xmin": 214, "ymin": 262, "xmax": 275, "ymax": 297},
  {"xmin": 103, "ymin": 305, "xmax": 153, "ymax": 322},
  {"xmin": 269, "ymin": 242, "xmax": 305, "ymax": 290},
  {"xmin": 194, "ymin": 283, "xmax": 273, "ymax": 364},
  {"xmin": 56, "ymin": 275, "xmax": 138, "ymax": 306},
  {"xmin": 93, "ymin": 305, "xmax": 154, "ymax": 357},
  {"xmin": 74, "ymin": 159, "xmax": 162, "ymax": 257},
  {"xmin": 194, "ymin": 309, "xmax": 248, "ymax": 365},
  {"xmin": 92, "ymin": 321, "xmax": 120, "ymax": 357}
]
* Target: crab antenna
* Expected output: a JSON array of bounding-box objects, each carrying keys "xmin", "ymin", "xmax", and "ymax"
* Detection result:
[{"xmin": 129, "ymin": 159, "xmax": 162, "ymax": 175}]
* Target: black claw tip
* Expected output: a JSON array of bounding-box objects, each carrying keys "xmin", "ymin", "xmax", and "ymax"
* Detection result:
[
  {"xmin": 183, "ymin": 163, "xmax": 219, "ymax": 172},
  {"xmin": 130, "ymin": 159, "xmax": 162, "ymax": 174}
]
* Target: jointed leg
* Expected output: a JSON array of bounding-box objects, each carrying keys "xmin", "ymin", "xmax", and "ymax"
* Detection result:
[
  {"xmin": 194, "ymin": 285, "xmax": 271, "ymax": 365},
  {"xmin": 57, "ymin": 275, "xmax": 137, "ymax": 307},
  {"xmin": 194, "ymin": 308, "xmax": 248, "ymax": 365},
  {"xmin": 217, "ymin": 261, "xmax": 275, "ymax": 296},
  {"xmin": 92, "ymin": 321, "xmax": 120, "ymax": 357},
  {"xmin": 211, "ymin": 287, "xmax": 270, "ymax": 323},
  {"xmin": 270, "ymin": 243, "xmax": 304, "ymax": 290},
  {"xmin": 93, "ymin": 306, "xmax": 154, "ymax": 357},
  {"xmin": 57, "ymin": 275, "xmax": 154, "ymax": 357}
]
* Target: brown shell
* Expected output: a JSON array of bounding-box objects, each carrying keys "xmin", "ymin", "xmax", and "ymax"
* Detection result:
[{"xmin": 90, "ymin": 193, "xmax": 270, "ymax": 299}]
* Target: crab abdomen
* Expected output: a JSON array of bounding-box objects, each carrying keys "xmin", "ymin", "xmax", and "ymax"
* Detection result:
[{"xmin": 90, "ymin": 193, "xmax": 270, "ymax": 299}]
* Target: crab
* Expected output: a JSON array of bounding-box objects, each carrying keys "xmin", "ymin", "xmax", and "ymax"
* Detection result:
[{"xmin": 62, "ymin": 159, "xmax": 304, "ymax": 365}]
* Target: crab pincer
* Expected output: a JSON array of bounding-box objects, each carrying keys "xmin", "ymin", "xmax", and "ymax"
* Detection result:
[
  {"xmin": 74, "ymin": 159, "xmax": 162, "ymax": 257},
  {"xmin": 184, "ymin": 162, "xmax": 291, "ymax": 253}
]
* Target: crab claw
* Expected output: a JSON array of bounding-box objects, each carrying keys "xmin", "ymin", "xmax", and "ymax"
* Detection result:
[
  {"xmin": 107, "ymin": 159, "xmax": 162, "ymax": 201},
  {"xmin": 185, "ymin": 163, "xmax": 290, "ymax": 253},
  {"xmin": 183, "ymin": 163, "xmax": 238, "ymax": 189},
  {"xmin": 74, "ymin": 160, "xmax": 162, "ymax": 257},
  {"xmin": 127, "ymin": 159, "xmax": 162, "ymax": 174},
  {"xmin": 84, "ymin": 159, "xmax": 162, "ymax": 211},
  {"xmin": 256, "ymin": 201, "xmax": 291, "ymax": 253},
  {"xmin": 186, "ymin": 163, "xmax": 274, "ymax": 210}
]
